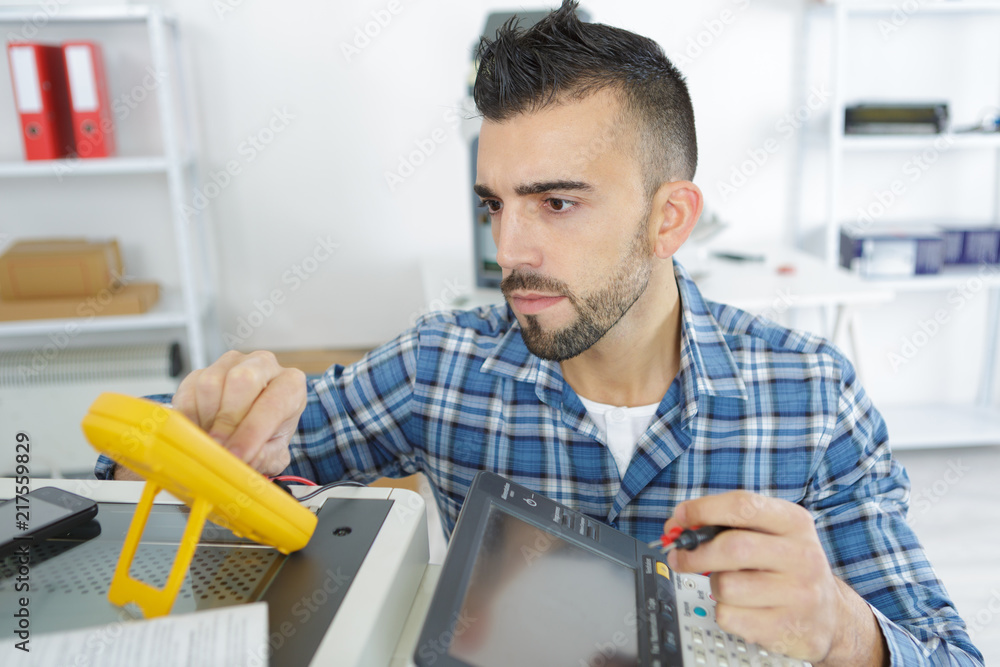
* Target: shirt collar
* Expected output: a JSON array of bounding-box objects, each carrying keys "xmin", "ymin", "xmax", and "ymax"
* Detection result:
[
  {"xmin": 673, "ymin": 258, "xmax": 749, "ymax": 409},
  {"xmin": 479, "ymin": 259, "xmax": 748, "ymax": 421},
  {"xmin": 478, "ymin": 307, "xmax": 565, "ymax": 407}
]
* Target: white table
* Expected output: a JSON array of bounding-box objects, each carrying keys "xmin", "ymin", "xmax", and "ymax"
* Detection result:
[
  {"xmin": 426, "ymin": 245, "xmax": 895, "ymax": 380},
  {"xmin": 679, "ymin": 246, "xmax": 895, "ymax": 371},
  {"xmin": 0, "ymin": 479, "xmax": 429, "ymax": 667}
]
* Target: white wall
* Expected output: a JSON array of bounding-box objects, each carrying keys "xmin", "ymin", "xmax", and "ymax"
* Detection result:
[
  {"xmin": 180, "ymin": 0, "xmax": 809, "ymax": 348},
  {"xmin": 2, "ymin": 0, "xmax": 998, "ymax": 411}
]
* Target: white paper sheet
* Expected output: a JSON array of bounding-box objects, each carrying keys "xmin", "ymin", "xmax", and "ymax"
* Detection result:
[{"xmin": 10, "ymin": 602, "xmax": 269, "ymax": 667}]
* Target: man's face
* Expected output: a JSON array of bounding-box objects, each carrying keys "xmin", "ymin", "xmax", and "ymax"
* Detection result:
[{"xmin": 475, "ymin": 89, "xmax": 656, "ymax": 361}]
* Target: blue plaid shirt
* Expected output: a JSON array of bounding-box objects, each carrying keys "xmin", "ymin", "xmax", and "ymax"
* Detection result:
[{"xmin": 95, "ymin": 260, "xmax": 982, "ymax": 665}]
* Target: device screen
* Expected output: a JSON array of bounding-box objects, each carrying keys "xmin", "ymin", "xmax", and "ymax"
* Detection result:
[
  {"xmin": 448, "ymin": 503, "xmax": 639, "ymax": 667},
  {"xmin": 0, "ymin": 496, "xmax": 78, "ymax": 544}
]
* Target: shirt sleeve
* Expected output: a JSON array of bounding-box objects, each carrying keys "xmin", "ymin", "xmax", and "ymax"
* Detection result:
[
  {"xmin": 91, "ymin": 328, "xmax": 423, "ymax": 484},
  {"xmin": 280, "ymin": 325, "xmax": 423, "ymax": 484},
  {"xmin": 93, "ymin": 452, "xmax": 117, "ymax": 480},
  {"xmin": 806, "ymin": 355, "xmax": 984, "ymax": 666}
]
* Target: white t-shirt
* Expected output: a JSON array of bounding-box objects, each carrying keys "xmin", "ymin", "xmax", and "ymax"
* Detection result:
[{"xmin": 577, "ymin": 395, "xmax": 659, "ymax": 479}]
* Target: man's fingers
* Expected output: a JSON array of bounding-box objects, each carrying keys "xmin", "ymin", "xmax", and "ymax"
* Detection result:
[
  {"xmin": 713, "ymin": 604, "xmax": 822, "ymax": 662},
  {"xmin": 206, "ymin": 351, "xmax": 286, "ymax": 446},
  {"xmin": 171, "ymin": 368, "xmax": 202, "ymax": 425},
  {"xmin": 172, "ymin": 350, "xmax": 244, "ymax": 429},
  {"xmin": 249, "ymin": 434, "xmax": 294, "ymax": 477},
  {"xmin": 709, "ymin": 570, "xmax": 799, "ymax": 609},
  {"xmin": 669, "ymin": 490, "xmax": 813, "ymax": 537},
  {"xmin": 667, "ymin": 529, "xmax": 798, "ymax": 574},
  {"xmin": 166, "ymin": 349, "xmax": 304, "ymax": 476},
  {"xmin": 193, "ymin": 351, "xmax": 249, "ymax": 431},
  {"xmin": 222, "ymin": 366, "xmax": 307, "ymax": 467}
]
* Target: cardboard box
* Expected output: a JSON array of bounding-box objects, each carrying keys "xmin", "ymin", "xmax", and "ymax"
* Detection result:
[
  {"xmin": 0, "ymin": 238, "xmax": 123, "ymax": 300},
  {"xmin": 0, "ymin": 282, "xmax": 159, "ymax": 321}
]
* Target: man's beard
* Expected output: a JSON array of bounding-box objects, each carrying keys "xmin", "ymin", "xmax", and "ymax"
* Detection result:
[{"xmin": 501, "ymin": 218, "xmax": 654, "ymax": 362}]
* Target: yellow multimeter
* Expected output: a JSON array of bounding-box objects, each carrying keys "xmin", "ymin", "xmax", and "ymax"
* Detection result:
[{"xmin": 81, "ymin": 392, "xmax": 318, "ymax": 618}]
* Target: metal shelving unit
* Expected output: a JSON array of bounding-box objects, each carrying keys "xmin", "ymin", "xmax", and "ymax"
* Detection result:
[{"xmin": 0, "ymin": 6, "xmax": 218, "ymax": 370}]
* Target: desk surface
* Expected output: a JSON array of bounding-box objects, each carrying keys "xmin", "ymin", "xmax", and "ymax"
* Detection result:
[
  {"xmin": 0, "ymin": 479, "xmax": 430, "ymax": 667},
  {"xmin": 436, "ymin": 245, "xmax": 894, "ymax": 313},
  {"xmin": 678, "ymin": 246, "xmax": 895, "ymax": 311},
  {"xmin": 391, "ymin": 564, "xmax": 442, "ymax": 667}
]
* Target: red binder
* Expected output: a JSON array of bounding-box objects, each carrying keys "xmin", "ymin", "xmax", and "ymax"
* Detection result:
[
  {"xmin": 6, "ymin": 42, "xmax": 75, "ymax": 161},
  {"xmin": 62, "ymin": 41, "xmax": 116, "ymax": 158}
]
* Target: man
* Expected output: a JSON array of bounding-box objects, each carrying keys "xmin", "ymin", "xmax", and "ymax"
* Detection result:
[{"xmin": 96, "ymin": 2, "xmax": 982, "ymax": 665}]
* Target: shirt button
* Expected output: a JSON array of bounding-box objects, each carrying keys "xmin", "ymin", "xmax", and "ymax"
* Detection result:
[{"xmin": 609, "ymin": 407, "xmax": 626, "ymax": 422}]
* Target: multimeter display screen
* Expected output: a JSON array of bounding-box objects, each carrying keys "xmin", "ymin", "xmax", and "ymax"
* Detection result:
[{"xmin": 449, "ymin": 504, "xmax": 639, "ymax": 667}]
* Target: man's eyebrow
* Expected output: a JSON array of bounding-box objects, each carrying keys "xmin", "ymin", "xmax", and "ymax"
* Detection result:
[
  {"xmin": 473, "ymin": 184, "xmax": 497, "ymax": 199},
  {"xmin": 515, "ymin": 180, "xmax": 593, "ymax": 196},
  {"xmin": 473, "ymin": 181, "xmax": 594, "ymax": 199}
]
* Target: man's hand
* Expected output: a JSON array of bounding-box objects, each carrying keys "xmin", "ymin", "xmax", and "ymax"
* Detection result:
[
  {"xmin": 662, "ymin": 491, "xmax": 888, "ymax": 667},
  {"xmin": 114, "ymin": 350, "xmax": 307, "ymax": 479}
]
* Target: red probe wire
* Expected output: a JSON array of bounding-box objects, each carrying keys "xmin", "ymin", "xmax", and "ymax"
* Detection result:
[
  {"xmin": 649, "ymin": 525, "xmax": 685, "ymax": 550},
  {"xmin": 270, "ymin": 475, "xmax": 318, "ymax": 486}
]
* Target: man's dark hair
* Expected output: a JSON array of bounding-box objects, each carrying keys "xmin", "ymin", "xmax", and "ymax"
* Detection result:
[{"xmin": 473, "ymin": 0, "xmax": 697, "ymax": 195}]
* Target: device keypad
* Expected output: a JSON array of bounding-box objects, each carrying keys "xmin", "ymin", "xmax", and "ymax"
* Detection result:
[
  {"xmin": 673, "ymin": 574, "xmax": 812, "ymax": 667},
  {"xmin": 681, "ymin": 626, "xmax": 808, "ymax": 667}
]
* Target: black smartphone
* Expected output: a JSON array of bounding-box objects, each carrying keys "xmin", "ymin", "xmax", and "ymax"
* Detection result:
[{"xmin": 0, "ymin": 487, "xmax": 99, "ymax": 556}]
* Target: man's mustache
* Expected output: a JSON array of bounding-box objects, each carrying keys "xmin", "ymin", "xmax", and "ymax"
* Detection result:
[{"xmin": 500, "ymin": 271, "xmax": 571, "ymax": 297}]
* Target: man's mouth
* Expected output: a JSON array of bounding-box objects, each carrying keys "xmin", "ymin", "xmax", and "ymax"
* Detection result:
[{"xmin": 508, "ymin": 292, "xmax": 566, "ymax": 315}]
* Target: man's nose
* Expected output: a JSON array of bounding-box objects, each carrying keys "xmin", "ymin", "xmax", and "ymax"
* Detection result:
[{"xmin": 493, "ymin": 205, "xmax": 543, "ymax": 271}]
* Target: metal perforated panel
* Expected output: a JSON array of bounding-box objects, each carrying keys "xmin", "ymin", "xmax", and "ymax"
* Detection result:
[{"xmin": 0, "ymin": 541, "xmax": 283, "ymax": 604}]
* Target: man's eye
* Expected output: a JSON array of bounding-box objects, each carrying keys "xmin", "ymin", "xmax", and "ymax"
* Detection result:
[
  {"xmin": 478, "ymin": 199, "xmax": 502, "ymax": 214},
  {"xmin": 546, "ymin": 198, "xmax": 576, "ymax": 212}
]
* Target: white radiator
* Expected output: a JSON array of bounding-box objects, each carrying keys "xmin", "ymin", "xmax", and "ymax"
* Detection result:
[{"xmin": 0, "ymin": 343, "xmax": 181, "ymax": 477}]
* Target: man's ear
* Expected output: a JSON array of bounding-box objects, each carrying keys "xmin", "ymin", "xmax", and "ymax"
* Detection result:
[{"xmin": 649, "ymin": 181, "xmax": 703, "ymax": 259}]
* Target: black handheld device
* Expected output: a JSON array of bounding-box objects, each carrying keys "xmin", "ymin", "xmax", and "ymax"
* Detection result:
[
  {"xmin": 0, "ymin": 486, "xmax": 99, "ymax": 556},
  {"xmin": 415, "ymin": 472, "xmax": 809, "ymax": 667},
  {"xmin": 415, "ymin": 471, "xmax": 679, "ymax": 667}
]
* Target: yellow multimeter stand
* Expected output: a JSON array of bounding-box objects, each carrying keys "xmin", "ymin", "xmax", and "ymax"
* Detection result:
[{"xmin": 81, "ymin": 392, "xmax": 318, "ymax": 618}]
